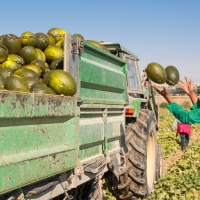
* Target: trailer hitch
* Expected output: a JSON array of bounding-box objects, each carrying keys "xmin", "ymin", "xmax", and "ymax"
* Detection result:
[{"xmin": 59, "ymin": 178, "xmax": 73, "ymax": 200}]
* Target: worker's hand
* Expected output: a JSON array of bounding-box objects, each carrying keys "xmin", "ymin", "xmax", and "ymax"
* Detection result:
[
  {"xmin": 178, "ymin": 77, "xmax": 194, "ymax": 95},
  {"xmin": 178, "ymin": 77, "xmax": 198, "ymax": 104},
  {"xmin": 152, "ymin": 85, "xmax": 170, "ymax": 97},
  {"xmin": 152, "ymin": 85, "xmax": 175, "ymax": 103}
]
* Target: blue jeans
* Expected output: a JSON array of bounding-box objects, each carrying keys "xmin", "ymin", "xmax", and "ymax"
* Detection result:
[{"xmin": 180, "ymin": 133, "xmax": 189, "ymax": 151}]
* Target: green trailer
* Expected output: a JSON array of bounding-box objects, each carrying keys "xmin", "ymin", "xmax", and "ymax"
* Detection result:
[{"xmin": 0, "ymin": 33, "xmax": 162, "ymax": 200}]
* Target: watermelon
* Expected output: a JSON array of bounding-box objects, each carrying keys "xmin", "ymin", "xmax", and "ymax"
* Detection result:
[
  {"xmin": 146, "ymin": 63, "xmax": 167, "ymax": 84},
  {"xmin": 165, "ymin": 66, "xmax": 180, "ymax": 86}
]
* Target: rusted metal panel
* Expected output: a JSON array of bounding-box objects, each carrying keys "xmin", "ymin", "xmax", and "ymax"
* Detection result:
[
  {"xmin": 0, "ymin": 92, "xmax": 76, "ymax": 118},
  {"xmin": 0, "ymin": 92, "xmax": 78, "ymax": 195},
  {"xmin": 0, "ymin": 118, "xmax": 77, "ymax": 157},
  {"xmin": 0, "ymin": 149, "xmax": 76, "ymax": 195}
]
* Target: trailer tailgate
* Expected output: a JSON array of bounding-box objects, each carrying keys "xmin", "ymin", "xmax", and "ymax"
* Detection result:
[{"xmin": 0, "ymin": 91, "xmax": 77, "ymax": 195}]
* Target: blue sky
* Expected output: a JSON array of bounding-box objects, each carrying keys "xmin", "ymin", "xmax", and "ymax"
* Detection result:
[{"xmin": 1, "ymin": 1, "xmax": 200, "ymax": 82}]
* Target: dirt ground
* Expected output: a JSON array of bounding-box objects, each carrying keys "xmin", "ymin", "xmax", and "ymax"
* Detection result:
[{"xmin": 162, "ymin": 131, "xmax": 200, "ymax": 176}]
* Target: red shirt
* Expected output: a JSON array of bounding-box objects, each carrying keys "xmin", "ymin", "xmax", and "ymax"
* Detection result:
[{"xmin": 176, "ymin": 124, "xmax": 191, "ymax": 136}]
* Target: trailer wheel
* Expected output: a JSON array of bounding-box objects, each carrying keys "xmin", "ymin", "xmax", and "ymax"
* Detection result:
[
  {"xmin": 69, "ymin": 178, "xmax": 102, "ymax": 200},
  {"xmin": 118, "ymin": 109, "xmax": 157, "ymax": 199},
  {"xmin": 156, "ymin": 144, "xmax": 163, "ymax": 180}
]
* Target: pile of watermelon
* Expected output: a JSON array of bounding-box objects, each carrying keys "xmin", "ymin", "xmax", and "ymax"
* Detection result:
[{"xmin": 0, "ymin": 28, "xmax": 77, "ymax": 96}]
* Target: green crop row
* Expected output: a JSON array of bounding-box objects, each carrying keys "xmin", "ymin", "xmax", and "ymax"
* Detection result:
[
  {"xmin": 146, "ymin": 135, "xmax": 200, "ymax": 199},
  {"xmin": 157, "ymin": 108, "xmax": 200, "ymax": 158}
]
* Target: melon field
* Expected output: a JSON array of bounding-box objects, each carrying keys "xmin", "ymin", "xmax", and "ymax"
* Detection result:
[
  {"xmin": 146, "ymin": 107, "xmax": 200, "ymax": 200},
  {"xmin": 103, "ymin": 106, "xmax": 200, "ymax": 200}
]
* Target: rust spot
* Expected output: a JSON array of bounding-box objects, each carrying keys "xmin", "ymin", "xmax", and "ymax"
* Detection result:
[
  {"xmin": 15, "ymin": 93, "xmax": 26, "ymax": 109},
  {"xmin": 1, "ymin": 92, "xmax": 7, "ymax": 103}
]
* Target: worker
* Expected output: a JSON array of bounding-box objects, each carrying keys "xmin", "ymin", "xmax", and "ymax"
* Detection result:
[
  {"xmin": 171, "ymin": 118, "xmax": 191, "ymax": 150},
  {"xmin": 152, "ymin": 77, "xmax": 200, "ymax": 125}
]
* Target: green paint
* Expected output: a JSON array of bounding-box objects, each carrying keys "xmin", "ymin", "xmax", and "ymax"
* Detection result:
[
  {"xmin": 130, "ymin": 99, "xmax": 142, "ymax": 117},
  {"xmin": 79, "ymin": 106, "xmax": 126, "ymax": 160},
  {"xmin": 103, "ymin": 108, "xmax": 108, "ymax": 154},
  {"xmin": 0, "ymin": 92, "xmax": 76, "ymax": 118},
  {"xmin": 79, "ymin": 123, "xmax": 104, "ymax": 145},
  {"xmin": 78, "ymin": 41, "xmax": 126, "ymax": 105},
  {"xmin": 79, "ymin": 146, "xmax": 101, "ymax": 160},
  {"xmin": 0, "ymin": 149, "xmax": 76, "ymax": 194},
  {"xmin": 0, "ymin": 92, "xmax": 78, "ymax": 195}
]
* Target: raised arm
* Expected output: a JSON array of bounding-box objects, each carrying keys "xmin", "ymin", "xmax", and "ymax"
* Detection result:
[
  {"xmin": 152, "ymin": 84, "xmax": 200, "ymax": 124},
  {"xmin": 152, "ymin": 85, "xmax": 175, "ymax": 103},
  {"xmin": 167, "ymin": 102, "xmax": 200, "ymax": 124},
  {"xmin": 178, "ymin": 77, "xmax": 198, "ymax": 104}
]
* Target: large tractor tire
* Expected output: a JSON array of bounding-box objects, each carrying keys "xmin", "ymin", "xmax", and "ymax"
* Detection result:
[{"xmin": 118, "ymin": 109, "xmax": 157, "ymax": 199}]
